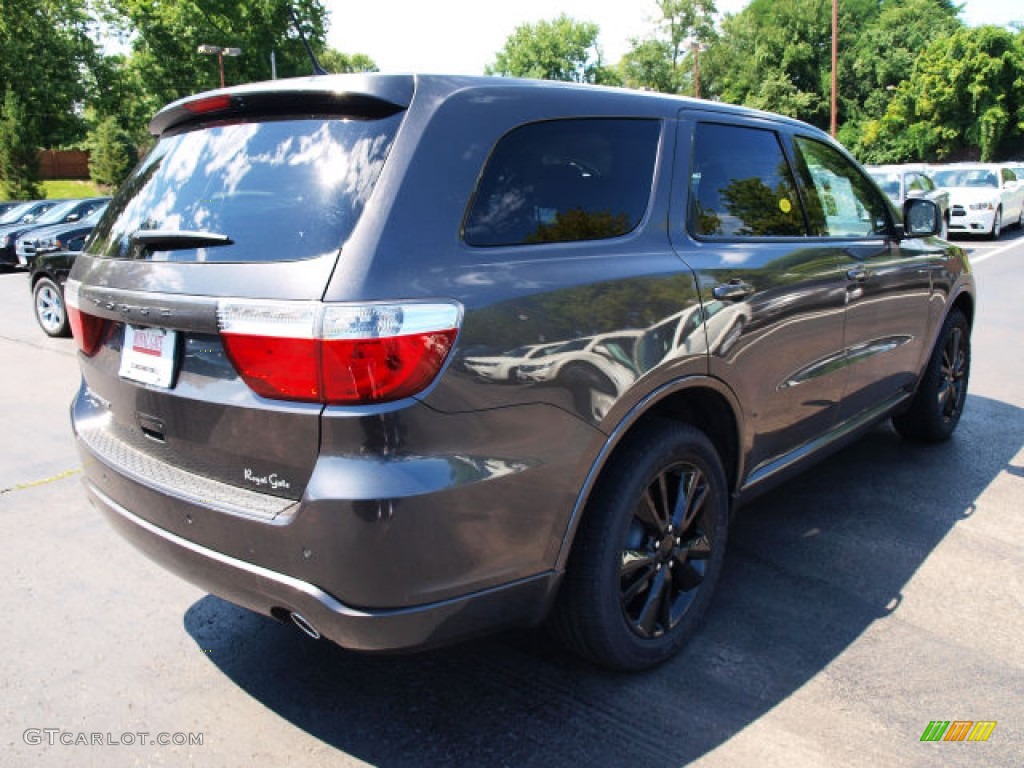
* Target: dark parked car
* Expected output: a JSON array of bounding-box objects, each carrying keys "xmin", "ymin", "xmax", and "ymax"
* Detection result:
[
  {"xmin": 0, "ymin": 199, "xmax": 62, "ymax": 227},
  {"xmin": 0, "ymin": 201, "xmax": 25, "ymax": 218},
  {"xmin": 15, "ymin": 201, "xmax": 108, "ymax": 265},
  {"xmin": 29, "ymin": 248, "xmax": 78, "ymax": 337},
  {"xmin": 68, "ymin": 75, "xmax": 974, "ymax": 671},
  {"xmin": 0, "ymin": 197, "xmax": 107, "ymax": 267}
]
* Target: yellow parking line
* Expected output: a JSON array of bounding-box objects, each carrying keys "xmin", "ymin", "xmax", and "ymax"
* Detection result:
[{"xmin": 0, "ymin": 467, "xmax": 82, "ymax": 495}]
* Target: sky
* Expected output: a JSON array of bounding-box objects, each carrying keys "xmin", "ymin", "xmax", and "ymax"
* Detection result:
[{"xmin": 324, "ymin": 0, "xmax": 1022, "ymax": 76}]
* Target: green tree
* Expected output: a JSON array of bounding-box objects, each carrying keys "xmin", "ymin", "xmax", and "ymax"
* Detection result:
[
  {"xmin": 619, "ymin": 1, "xmax": 718, "ymax": 94},
  {"xmin": 318, "ymin": 48, "xmax": 378, "ymax": 74},
  {"xmin": 867, "ymin": 25, "xmax": 1024, "ymax": 161},
  {"xmin": 0, "ymin": 0, "xmax": 99, "ymax": 148},
  {"xmin": 105, "ymin": 0, "xmax": 369, "ymax": 106},
  {"xmin": 0, "ymin": 89, "xmax": 42, "ymax": 199},
  {"xmin": 486, "ymin": 14, "xmax": 618, "ymax": 84},
  {"xmin": 839, "ymin": 0, "xmax": 962, "ymax": 157},
  {"xmin": 88, "ymin": 117, "xmax": 137, "ymax": 190},
  {"xmin": 82, "ymin": 53, "xmax": 162, "ymax": 147},
  {"xmin": 619, "ymin": 39, "xmax": 678, "ymax": 93},
  {"xmin": 702, "ymin": 0, "xmax": 836, "ymax": 125}
]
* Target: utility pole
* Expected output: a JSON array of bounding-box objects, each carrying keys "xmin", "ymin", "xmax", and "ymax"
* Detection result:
[{"xmin": 830, "ymin": 0, "xmax": 838, "ymax": 137}]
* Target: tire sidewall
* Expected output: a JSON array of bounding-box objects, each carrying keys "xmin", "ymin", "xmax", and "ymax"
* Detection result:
[
  {"xmin": 929, "ymin": 310, "xmax": 970, "ymax": 435},
  {"xmin": 33, "ymin": 277, "xmax": 69, "ymax": 337},
  {"xmin": 990, "ymin": 208, "xmax": 1001, "ymax": 239},
  {"xmin": 895, "ymin": 308, "xmax": 970, "ymax": 442}
]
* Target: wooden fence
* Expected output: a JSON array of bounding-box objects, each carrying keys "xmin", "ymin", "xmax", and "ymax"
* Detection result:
[{"xmin": 38, "ymin": 149, "xmax": 91, "ymax": 180}]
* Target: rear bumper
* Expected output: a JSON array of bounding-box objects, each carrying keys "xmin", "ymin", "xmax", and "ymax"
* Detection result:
[{"xmin": 85, "ymin": 479, "xmax": 560, "ymax": 652}]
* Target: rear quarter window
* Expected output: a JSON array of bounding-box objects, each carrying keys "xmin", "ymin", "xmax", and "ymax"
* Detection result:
[
  {"xmin": 463, "ymin": 118, "xmax": 661, "ymax": 247},
  {"xmin": 88, "ymin": 114, "xmax": 402, "ymax": 263}
]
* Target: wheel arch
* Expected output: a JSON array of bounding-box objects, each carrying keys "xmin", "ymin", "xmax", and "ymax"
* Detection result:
[
  {"xmin": 950, "ymin": 288, "xmax": 974, "ymax": 330},
  {"xmin": 555, "ymin": 376, "xmax": 743, "ymax": 571}
]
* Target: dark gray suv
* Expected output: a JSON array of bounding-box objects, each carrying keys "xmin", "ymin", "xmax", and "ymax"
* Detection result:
[{"xmin": 68, "ymin": 74, "xmax": 974, "ymax": 671}]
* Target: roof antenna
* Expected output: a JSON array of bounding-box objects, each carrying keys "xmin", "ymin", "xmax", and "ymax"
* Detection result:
[{"xmin": 287, "ymin": 5, "xmax": 328, "ymax": 75}]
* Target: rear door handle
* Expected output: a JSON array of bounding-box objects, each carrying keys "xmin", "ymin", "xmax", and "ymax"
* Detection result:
[
  {"xmin": 847, "ymin": 267, "xmax": 871, "ymax": 282},
  {"xmin": 712, "ymin": 280, "xmax": 755, "ymax": 301}
]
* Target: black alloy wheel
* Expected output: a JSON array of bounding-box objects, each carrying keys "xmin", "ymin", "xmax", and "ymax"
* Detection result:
[
  {"xmin": 552, "ymin": 421, "xmax": 728, "ymax": 671},
  {"xmin": 620, "ymin": 459, "xmax": 713, "ymax": 639}
]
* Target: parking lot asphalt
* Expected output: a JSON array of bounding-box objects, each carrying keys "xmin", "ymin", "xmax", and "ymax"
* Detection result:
[{"xmin": 1, "ymin": 232, "xmax": 1022, "ymax": 767}]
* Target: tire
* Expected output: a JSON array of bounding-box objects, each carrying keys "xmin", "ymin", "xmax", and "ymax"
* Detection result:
[
  {"xmin": 551, "ymin": 421, "xmax": 729, "ymax": 671},
  {"xmin": 892, "ymin": 308, "xmax": 970, "ymax": 443},
  {"xmin": 33, "ymin": 277, "xmax": 70, "ymax": 338},
  {"xmin": 986, "ymin": 208, "xmax": 1002, "ymax": 240}
]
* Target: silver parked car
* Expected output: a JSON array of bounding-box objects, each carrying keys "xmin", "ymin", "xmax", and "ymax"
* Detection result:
[{"xmin": 867, "ymin": 164, "xmax": 950, "ymax": 238}]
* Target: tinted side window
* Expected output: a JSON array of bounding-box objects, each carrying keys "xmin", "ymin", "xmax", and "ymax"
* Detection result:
[
  {"xmin": 792, "ymin": 137, "xmax": 889, "ymax": 238},
  {"xmin": 688, "ymin": 123, "xmax": 805, "ymax": 238},
  {"xmin": 463, "ymin": 119, "xmax": 660, "ymax": 247}
]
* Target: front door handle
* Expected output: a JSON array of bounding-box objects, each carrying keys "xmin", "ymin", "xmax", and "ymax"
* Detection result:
[{"xmin": 713, "ymin": 280, "xmax": 755, "ymax": 301}]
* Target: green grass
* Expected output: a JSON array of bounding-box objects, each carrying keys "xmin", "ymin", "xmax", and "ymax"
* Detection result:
[{"xmin": 41, "ymin": 179, "xmax": 105, "ymax": 199}]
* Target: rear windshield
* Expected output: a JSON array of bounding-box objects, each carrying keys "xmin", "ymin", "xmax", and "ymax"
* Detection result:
[
  {"xmin": 88, "ymin": 114, "xmax": 402, "ymax": 263},
  {"xmin": 930, "ymin": 168, "xmax": 997, "ymax": 189}
]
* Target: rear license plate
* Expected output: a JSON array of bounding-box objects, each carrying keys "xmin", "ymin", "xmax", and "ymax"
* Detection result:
[{"xmin": 119, "ymin": 325, "xmax": 178, "ymax": 388}]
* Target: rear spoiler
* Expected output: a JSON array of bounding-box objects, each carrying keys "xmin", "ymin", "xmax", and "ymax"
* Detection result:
[{"xmin": 150, "ymin": 74, "xmax": 415, "ymax": 136}]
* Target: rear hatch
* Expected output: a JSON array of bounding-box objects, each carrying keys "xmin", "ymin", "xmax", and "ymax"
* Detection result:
[{"xmin": 69, "ymin": 76, "xmax": 414, "ymax": 509}]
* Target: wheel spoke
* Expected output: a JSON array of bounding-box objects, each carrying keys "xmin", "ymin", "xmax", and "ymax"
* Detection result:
[
  {"xmin": 943, "ymin": 328, "xmax": 961, "ymax": 373},
  {"xmin": 937, "ymin": 327, "xmax": 967, "ymax": 418},
  {"xmin": 656, "ymin": 473, "xmax": 672, "ymax": 527},
  {"xmin": 681, "ymin": 531, "xmax": 712, "ymax": 559},
  {"xmin": 671, "ymin": 560, "xmax": 705, "ymax": 592},
  {"xmin": 621, "ymin": 548, "xmax": 657, "ymax": 579},
  {"xmin": 671, "ymin": 468, "xmax": 707, "ymax": 533},
  {"xmin": 621, "ymin": 548, "xmax": 659, "ymax": 606},
  {"xmin": 937, "ymin": 379, "xmax": 952, "ymax": 413},
  {"xmin": 635, "ymin": 568, "xmax": 669, "ymax": 637},
  {"xmin": 637, "ymin": 488, "xmax": 662, "ymax": 530}
]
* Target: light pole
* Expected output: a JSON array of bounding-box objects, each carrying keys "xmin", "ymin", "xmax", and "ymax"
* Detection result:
[{"xmin": 197, "ymin": 45, "xmax": 243, "ymax": 88}]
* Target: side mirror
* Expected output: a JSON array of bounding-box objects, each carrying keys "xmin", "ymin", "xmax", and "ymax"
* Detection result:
[{"xmin": 901, "ymin": 198, "xmax": 941, "ymax": 238}]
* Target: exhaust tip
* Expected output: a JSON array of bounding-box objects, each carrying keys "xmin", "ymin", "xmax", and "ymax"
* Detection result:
[{"xmin": 289, "ymin": 612, "xmax": 321, "ymax": 640}]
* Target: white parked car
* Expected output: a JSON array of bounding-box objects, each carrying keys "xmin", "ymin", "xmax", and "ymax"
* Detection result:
[
  {"xmin": 463, "ymin": 341, "xmax": 565, "ymax": 382},
  {"xmin": 929, "ymin": 163, "xmax": 1024, "ymax": 239}
]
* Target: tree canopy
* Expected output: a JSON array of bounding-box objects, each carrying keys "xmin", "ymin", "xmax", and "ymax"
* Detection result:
[
  {"xmin": 2, "ymin": 0, "xmax": 1023, "ymax": 195},
  {"xmin": 486, "ymin": 14, "xmax": 618, "ymax": 84}
]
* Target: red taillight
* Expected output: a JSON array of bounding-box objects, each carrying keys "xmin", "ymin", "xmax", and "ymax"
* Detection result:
[
  {"xmin": 321, "ymin": 331, "xmax": 458, "ymax": 403},
  {"xmin": 218, "ymin": 301, "xmax": 461, "ymax": 405},
  {"xmin": 65, "ymin": 280, "xmax": 107, "ymax": 356}
]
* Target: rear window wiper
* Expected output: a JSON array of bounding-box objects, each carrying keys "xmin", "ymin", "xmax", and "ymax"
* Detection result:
[{"xmin": 131, "ymin": 229, "xmax": 234, "ymax": 250}]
